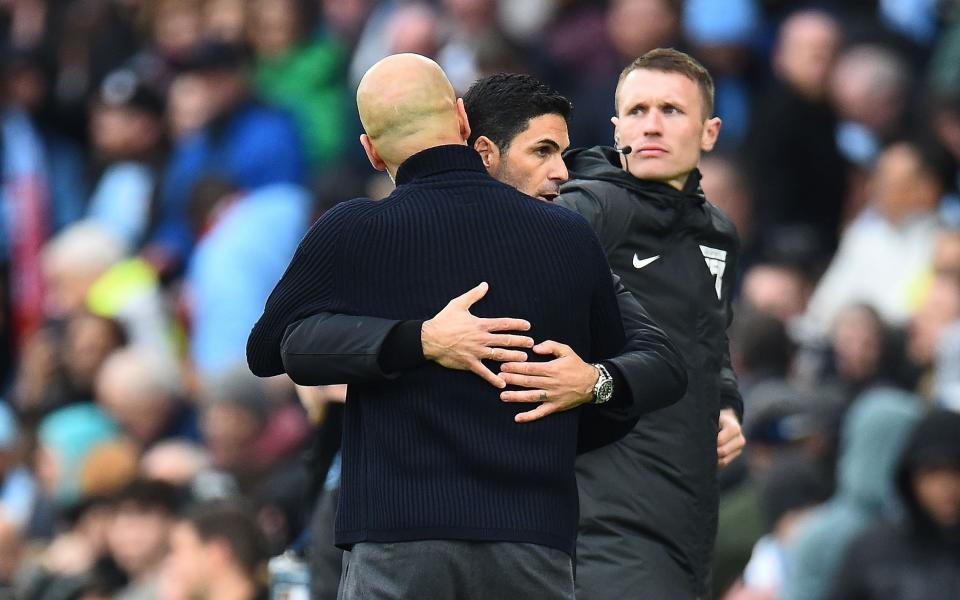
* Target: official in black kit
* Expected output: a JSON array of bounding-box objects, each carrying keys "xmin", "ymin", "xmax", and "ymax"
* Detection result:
[{"xmin": 555, "ymin": 48, "xmax": 745, "ymax": 600}]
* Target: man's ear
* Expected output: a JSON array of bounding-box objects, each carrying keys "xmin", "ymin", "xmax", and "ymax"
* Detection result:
[
  {"xmin": 456, "ymin": 98, "xmax": 471, "ymax": 143},
  {"xmin": 700, "ymin": 117, "xmax": 722, "ymax": 153},
  {"xmin": 473, "ymin": 136, "xmax": 500, "ymax": 171},
  {"xmin": 360, "ymin": 133, "xmax": 387, "ymax": 172},
  {"xmin": 611, "ymin": 115, "xmax": 622, "ymax": 149}
]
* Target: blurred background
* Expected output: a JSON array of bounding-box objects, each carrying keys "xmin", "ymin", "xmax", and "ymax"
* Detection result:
[{"xmin": 0, "ymin": 0, "xmax": 959, "ymax": 599}]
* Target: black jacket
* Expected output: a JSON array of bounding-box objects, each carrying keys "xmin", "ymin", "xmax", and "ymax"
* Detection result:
[
  {"xmin": 557, "ymin": 146, "xmax": 742, "ymax": 598},
  {"xmin": 281, "ymin": 271, "xmax": 687, "ymax": 454}
]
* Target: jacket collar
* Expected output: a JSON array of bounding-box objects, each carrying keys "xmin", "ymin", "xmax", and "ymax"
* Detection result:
[{"xmin": 564, "ymin": 145, "xmax": 706, "ymax": 206}]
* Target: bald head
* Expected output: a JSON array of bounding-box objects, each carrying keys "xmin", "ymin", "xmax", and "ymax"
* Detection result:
[{"xmin": 357, "ymin": 54, "xmax": 469, "ymax": 176}]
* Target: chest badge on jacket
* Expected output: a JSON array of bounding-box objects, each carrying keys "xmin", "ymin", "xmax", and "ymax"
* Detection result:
[{"xmin": 699, "ymin": 245, "xmax": 727, "ymax": 300}]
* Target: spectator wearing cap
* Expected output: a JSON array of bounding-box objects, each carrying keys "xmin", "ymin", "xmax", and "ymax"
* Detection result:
[
  {"xmin": 144, "ymin": 40, "xmax": 307, "ymax": 275},
  {"xmin": 85, "ymin": 69, "xmax": 168, "ymax": 252},
  {"xmin": 827, "ymin": 409, "xmax": 960, "ymax": 600}
]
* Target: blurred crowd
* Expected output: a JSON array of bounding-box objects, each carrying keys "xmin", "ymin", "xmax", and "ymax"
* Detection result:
[{"xmin": 0, "ymin": 0, "xmax": 958, "ymax": 599}]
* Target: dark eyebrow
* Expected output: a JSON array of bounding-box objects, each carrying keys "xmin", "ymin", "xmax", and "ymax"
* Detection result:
[{"xmin": 534, "ymin": 139, "xmax": 562, "ymax": 151}]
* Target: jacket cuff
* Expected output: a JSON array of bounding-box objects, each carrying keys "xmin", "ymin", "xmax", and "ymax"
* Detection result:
[
  {"xmin": 378, "ymin": 320, "xmax": 427, "ymax": 374},
  {"xmin": 599, "ymin": 360, "xmax": 633, "ymax": 414}
]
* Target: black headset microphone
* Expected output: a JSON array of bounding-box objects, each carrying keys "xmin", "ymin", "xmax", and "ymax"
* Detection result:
[{"xmin": 617, "ymin": 145, "xmax": 633, "ymax": 171}]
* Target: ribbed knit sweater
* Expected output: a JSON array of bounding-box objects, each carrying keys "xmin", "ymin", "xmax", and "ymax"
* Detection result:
[{"xmin": 247, "ymin": 144, "xmax": 625, "ymax": 555}]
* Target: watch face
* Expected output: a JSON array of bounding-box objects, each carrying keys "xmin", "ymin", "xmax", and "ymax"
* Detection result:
[{"xmin": 598, "ymin": 379, "xmax": 614, "ymax": 402}]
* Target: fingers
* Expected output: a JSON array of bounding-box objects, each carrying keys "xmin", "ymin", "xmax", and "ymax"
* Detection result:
[
  {"xmin": 500, "ymin": 389, "xmax": 550, "ymax": 403},
  {"xmin": 717, "ymin": 424, "xmax": 739, "ymax": 446},
  {"xmin": 717, "ymin": 434, "xmax": 746, "ymax": 468},
  {"xmin": 451, "ymin": 281, "xmax": 488, "ymax": 309},
  {"xmin": 532, "ymin": 340, "xmax": 571, "ymax": 358},
  {"xmin": 515, "ymin": 402, "xmax": 557, "ymax": 423},
  {"xmin": 488, "ymin": 333, "xmax": 534, "ymax": 348},
  {"xmin": 499, "ymin": 360, "xmax": 556, "ymax": 376},
  {"xmin": 485, "ymin": 348, "xmax": 529, "ymax": 363},
  {"xmin": 499, "ymin": 372, "xmax": 552, "ymax": 389},
  {"xmin": 483, "ymin": 318, "xmax": 532, "ymax": 333},
  {"xmin": 469, "ymin": 360, "xmax": 506, "ymax": 389}
]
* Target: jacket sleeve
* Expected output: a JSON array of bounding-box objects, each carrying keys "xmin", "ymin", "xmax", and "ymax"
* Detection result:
[
  {"xmin": 281, "ymin": 314, "xmax": 426, "ymax": 386},
  {"xmin": 718, "ymin": 233, "xmax": 744, "ymax": 422},
  {"xmin": 600, "ymin": 272, "xmax": 687, "ymax": 420},
  {"xmin": 576, "ymin": 230, "xmax": 636, "ymax": 454}
]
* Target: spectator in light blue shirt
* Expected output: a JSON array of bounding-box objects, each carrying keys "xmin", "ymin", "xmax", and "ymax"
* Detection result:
[{"xmin": 186, "ymin": 181, "xmax": 311, "ymax": 378}]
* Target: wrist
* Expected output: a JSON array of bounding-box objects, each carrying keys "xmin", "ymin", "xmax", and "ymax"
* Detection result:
[
  {"xmin": 421, "ymin": 319, "xmax": 439, "ymax": 361},
  {"xmin": 590, "ymin": 363, "xmax": 614, "ymax": 404},
  {"xmin": 581, "ymin": 364, "xmax": 600, "ymax": 398}
]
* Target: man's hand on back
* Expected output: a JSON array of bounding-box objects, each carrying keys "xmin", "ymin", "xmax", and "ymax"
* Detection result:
[
  {"xmin": 498, "ymin": 341, "xmax": 600, "ymax": 423},
  {"xmin": 421, "ymin": 282, "xmax": 535, "ymax": 389}
]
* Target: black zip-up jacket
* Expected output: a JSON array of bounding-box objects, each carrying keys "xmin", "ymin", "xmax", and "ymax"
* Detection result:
[{"xmin": 557, "ymin": 146, "xmax": 742, "ymax": 599}]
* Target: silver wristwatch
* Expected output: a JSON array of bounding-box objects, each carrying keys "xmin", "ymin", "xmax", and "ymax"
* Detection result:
[{"xmin": 591, "ymin": 363, "xmax": 614, "ymax": 404}]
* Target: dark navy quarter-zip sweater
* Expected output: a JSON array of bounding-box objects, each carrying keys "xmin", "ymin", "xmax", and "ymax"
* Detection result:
[{"xmin": 247, "ymin": 144, "xmax": 625, "ymax": 555}]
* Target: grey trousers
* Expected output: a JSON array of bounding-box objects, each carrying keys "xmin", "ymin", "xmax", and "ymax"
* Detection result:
[{"xmin": 337, "ymin": 540, "xmax": 574, "ymax": 600}]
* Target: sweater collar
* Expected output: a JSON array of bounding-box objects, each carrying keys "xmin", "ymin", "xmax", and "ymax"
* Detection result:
[{"xmin": 395, "ymin": 144, "xmax": 486, "ymax": 186}]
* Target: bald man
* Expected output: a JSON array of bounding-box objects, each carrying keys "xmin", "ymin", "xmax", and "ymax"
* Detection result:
[{"xmin": 247, "ymin": 55, "xmax": 628, "ymax": 599}]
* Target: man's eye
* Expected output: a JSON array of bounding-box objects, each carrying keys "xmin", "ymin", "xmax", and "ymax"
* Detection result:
[
  {"xmin": 536, "ymin": 147, "xmax": 551, "ymax": 157},
  {"xmin": 663, "ymin": 106, "xmax": 680, "ymax": 114}
]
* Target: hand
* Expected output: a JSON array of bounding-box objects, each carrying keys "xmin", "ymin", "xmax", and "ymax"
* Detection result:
[
  {"xmin": 498, "ymin": 341, "xmax": 600, "ymax": 423},
  {"xmin": 422, "ymin": 282, "xmax": 535, "ymax": 388},
  {"xmin": 717, "ymin": 408, "xmax": 745, "ymax": 468}
]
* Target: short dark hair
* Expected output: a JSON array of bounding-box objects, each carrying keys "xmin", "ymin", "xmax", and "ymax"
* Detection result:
[
  {"xmin": 184, "ymin": 501, "xmax": 270, "ymax": 576},
  {"xmin": 114, "ymin": 479, "xmax": 183, "ymax": 514},
  {"xmin": 463, "ymin": 73, "xmax": 572, "ymax": 152},
  {"xmin": 616, "ymin": 48, "xmax": 715, "ymax": 119}
]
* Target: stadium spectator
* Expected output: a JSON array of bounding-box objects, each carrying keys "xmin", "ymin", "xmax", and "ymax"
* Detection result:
[
  {"xmin": 826, "ymin": 409, "xmax": 960, "ymax": 600},
  {"xmin": 785, "ymin": 388, "xmax": 922, "ymax": 600},
  {"xmin": 164, "ymin": 501, "xmax": 270, "ymax": 600}
]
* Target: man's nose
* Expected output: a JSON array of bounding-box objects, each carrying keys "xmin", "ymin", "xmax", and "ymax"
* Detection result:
[
  {"xmin": 641, "ymin": 110, "xmax": 664, "ymax": 135},
  {"xmin": 549, "ymin": 157, "xmax": 569, "ymax": 181}
]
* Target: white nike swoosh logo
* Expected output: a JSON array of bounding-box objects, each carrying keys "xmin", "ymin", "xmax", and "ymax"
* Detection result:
[{"xmin": 633, "ymin": 254, "xmax": 661, "ymax": 269}]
